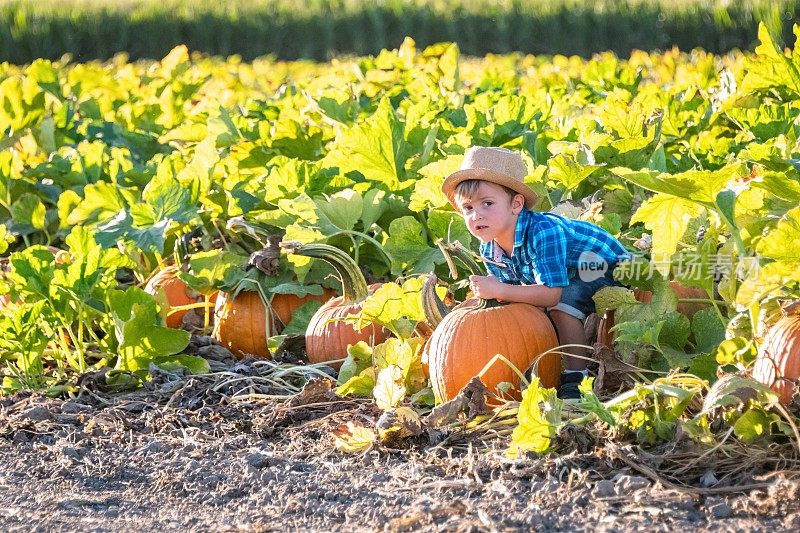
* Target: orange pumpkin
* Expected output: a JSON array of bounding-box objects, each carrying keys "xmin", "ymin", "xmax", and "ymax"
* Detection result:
[
  {"xmin": 212, "ymin": 290, "xmax": 275, "ymax": 359},
  {"xmin": 752, "ymin": 313, "xmax": 800, "ymax": 405},
  {"xmin": 271, "ymin": 288, "xmax": 337, "ymax": 329},
  {"xmin": 284, "ymin": 243, "xmax": 389, "ymax": 369},
  {"xmin": 427, "ymin": 301, "xmax": 560, "ymax": 402},
  {"xmin": 425, "ymin": 242, "xmax": 560, "ymax": 403},
  {"xmin": 144, "ymin": 266, "xmax": 203, "ymax": 329}
]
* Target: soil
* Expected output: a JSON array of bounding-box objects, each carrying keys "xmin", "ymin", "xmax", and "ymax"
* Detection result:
[{"xmin": 1, "ymin": 341, "xmax": 799, "ymax": 532}]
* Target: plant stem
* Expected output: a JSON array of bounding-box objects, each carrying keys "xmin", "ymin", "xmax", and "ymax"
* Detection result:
[{"xmin": 282, "ymin": 242, "xmax": 369, "ymax": 304}]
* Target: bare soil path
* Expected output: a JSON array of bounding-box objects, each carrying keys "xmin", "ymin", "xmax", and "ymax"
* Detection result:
[{"xmin": 1, "ymin": 358, "xmax": 798, "ymax": 532}]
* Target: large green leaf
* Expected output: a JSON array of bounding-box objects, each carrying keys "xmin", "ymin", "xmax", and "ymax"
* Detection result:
[
  {"xmin": 95, "ymin": 213, "xmax": 171, "ymax": 254},
  {"xmin": 755, "ymin": 205, "xmax": 800, "ymax": 263},
  {"xmin": 612, "ymin": 164, "xmax": 747, "ymax": 207},
  {"xmin": 630, "ymin": 194, "xmax": 702, "ymax": 274},
  {"xmin": 316, "ymin": 189, "xmax": 363, "ymax": 233},
  {"xmin": 10, "ymin": 193, "xmax": 46, "ymax": 230},
  {"xmin": 507, "ymin": 378, "xmax": 562, "ymax": 457},
  {"xmin": 323, "ymin": 98, "xmax": 411, "ymax": 191},
  {"xmin": 741, "ymin": 23, "xmax": 800, "ymax": 99},
  {"xmin": 65, "ymin": 181, "xmax": 125, "ymax": 226},
  {"xmin": 548, "ymin": 153, "xmax": 600, "ymax": 191},
  {"xmin": 409, "ymin": 155, "xmax": 461, "ymax": 212},
  {"xmin": 691, "ymin": 308, "xmax": 726, "ymax": 354},
  {"xmin": 383, "ymin": 216, "xmax": 442, "ymax": 275},
  {"xmin": 109, "ymin": 287, "xmax": 191, "ymax": 372}
]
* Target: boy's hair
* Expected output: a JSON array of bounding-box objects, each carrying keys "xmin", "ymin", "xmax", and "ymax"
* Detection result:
[{"xmin": 454, "ymin": 179, "xmax": 518, "ymax": 207}]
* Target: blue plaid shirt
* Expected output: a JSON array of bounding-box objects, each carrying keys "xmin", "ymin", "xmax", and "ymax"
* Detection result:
[{"xmin": 479, "ymin": 211, "xmax": 630, "ymax": 287}]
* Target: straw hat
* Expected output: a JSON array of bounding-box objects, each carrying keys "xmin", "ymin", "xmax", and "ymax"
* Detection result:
[{"xmin": 442, "ymin": 146, "xmax": 538, "ymax": 209}]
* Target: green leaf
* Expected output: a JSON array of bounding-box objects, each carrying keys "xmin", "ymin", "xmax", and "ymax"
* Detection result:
[
  {"xmin": 732, "ymin": 407, "xmax": 777, "ymax": 443},
  {"xmin": 755, "ymin": 205, "xmax": 800, "ymax": 263},
  {"xmin": 692, "ymin": 308, "xmax": 726, "ymax": 353},
  {"xmin": 614, "ymin": 320, "xmax": 664, "ymax": 352},
  {"xmin": 754, "ymin": 171, "xmax": 800, "ymax": 203},
  {"xmin": 548, "ymin": 154, "xmax": 600, "ymax": 191},
  {"xmin": 333, "ymin": 422, "xmax": 376, "ymax": 452},
  {"xmin": 372, "ymin": 337, "xmax": 415, "ymax": 376},
  {"xmin": 409, "ymin": 155, "xmax": 461, "ymax": 212},
  {"xmin": 316, "ymin": 189, "xmax": 363, "ymax": 233},
  {"xmin": 686, "ymin": 352, "xmax": 719, "ymax": 382},
  {"xmin": 0, "ymin": 224, "xmax": 9, "ymax": 254},
  {"xmin": 593, "ymin": 286, "xmax": 639, "ymax": 316},
  {"xmin": 153, "ymin": 354, "xmax": 210, "ymax": 374},
  {"xmin": 336, "ymin": 367, "xmax": 376, "ymax": 397},
  {"xmin": 374, "ymin": 364, "xmax": 406, "ymax": 410},
  {"xmin": 612, "ymin": 164, "xmax": 747, "ymax": 206},
  {"xmin": 660, "ymin": 346, "xmax": 693, "ymax": 369},
  {"xmin": 742, "ymin": 23, "xmax": 800, "ymax": 98},
  {"xmin": 735, "ymin": 260, "xmax": 800, "ymax": 308},
  {"xmin": 427, "ymin": 209, "xmax": 472, "ymax": 247},
  {"xmin": 10, "ymin": 193, "xmax": 46, "ymax": 230},
  {"xmin": 311, "ymin": 90, "xmax": 361, "ymax": 124},
  {"xmin": 577, "ymin": 378, "xmax": 616, "ymax": 425},
  {"xmin": 358, "ymin": 276, "xmax": 433, "ymax": 337},
  {"xmin": 183, "ymin": 250, "xmax": 247, "ymax": 294},
  {"xmin": 280, "ymin": 300, "xmax": 323, "ymax": 335},
  {"xmin": 361, "ymin": 188, "xmax": 387, "ymax": 230},
  {"xmin": 383, "ymin": 216, "xmax": 441, "ymax": 275},
  {"xmin": 66, "ymin": 181, "xmax": 125, "ymax": 226},
  {"xmin": 660, "ymin": 311, "xmax": 690, "ymax": 351},
  {"xmin": 95, "ymin": 212, "xmax": 171, "ymax": 254},
  {"xmin": 507, "ymin": 377, "xmax": 562, "ymax": 457},
  {"xmin": 271, "ymin": 283, "xmax": 324, "ymax": 298},
  {"xmin": 338, "ymin": 341, "xmax": 373, "ymax": 386},
  {"xmin": 176, "ymin": 135, "xmax": 219, "ymax": 197},
  {"xmin": 109, "ymin": 287, "xmax": 191, "ymax": 372},
  {"xmin": 133, "ymin": 173, "xmax": 196, "ymax": 226},
  {"xmin": 714, "ymin": 337, "xmax": 757, "ymax": 366},
  {"xmin": 323, "ymin": 98, "xmax": 411, "ymax": 191},
  {"xmin": 630, "ymin": 194, "xmax": 702, "ymax": 275},
  {"xmin": 702, "ymin": 374, "xmax": 778, "ymax": 413},
  {"xmin": 283, "ymin": 224, "xmax": 326, "ymax": 282}
]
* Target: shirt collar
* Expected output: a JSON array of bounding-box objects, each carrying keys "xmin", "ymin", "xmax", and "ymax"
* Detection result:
[{"xmin": 485, "ymin": 210, "xmax": 531, "ymax": 263}]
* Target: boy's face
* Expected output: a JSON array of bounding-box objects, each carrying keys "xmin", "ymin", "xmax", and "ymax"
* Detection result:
[{"xmin": 456, "ymin": 181, "xmax": 524, "ymax": 244}]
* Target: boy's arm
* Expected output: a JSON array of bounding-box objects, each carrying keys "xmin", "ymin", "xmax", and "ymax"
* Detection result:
[{"xmin": 469, "ymin": 275, "xmax": 562, "ymax": 307}]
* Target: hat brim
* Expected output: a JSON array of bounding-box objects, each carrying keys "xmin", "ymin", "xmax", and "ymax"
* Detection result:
[{"xmin": 442, "ymin": 168, "xmax": 538, "ymax": 210}]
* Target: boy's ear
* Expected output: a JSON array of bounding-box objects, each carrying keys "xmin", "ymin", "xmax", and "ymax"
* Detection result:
[{"xmin": 511, "ymin": 193, "xmax": 525, "ymax": 214}]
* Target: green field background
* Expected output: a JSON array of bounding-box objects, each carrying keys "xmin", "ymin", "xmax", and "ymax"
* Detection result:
[{"xmin": 1, "ymin": 0, "xmax": 797, "ymax": 63}]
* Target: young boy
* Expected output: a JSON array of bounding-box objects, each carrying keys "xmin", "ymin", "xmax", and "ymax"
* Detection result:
[{"xmin": 441, "ymin": 146, "xmax": 629, "ymax": 399}]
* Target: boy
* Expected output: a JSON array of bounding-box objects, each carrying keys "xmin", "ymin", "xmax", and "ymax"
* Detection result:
[{"xmin": 441, "ymin": 146, "xmax": 629, "ymax": 399}]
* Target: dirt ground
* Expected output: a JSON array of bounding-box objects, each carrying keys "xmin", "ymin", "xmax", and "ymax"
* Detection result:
[{"xmin": 1, "ymin": 342, "xmax": 799, "ymax": 532}]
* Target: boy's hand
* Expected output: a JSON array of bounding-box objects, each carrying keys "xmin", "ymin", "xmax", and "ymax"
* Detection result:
[{"xmin": 468, "ymin": 275, "xmax": 506, "ymax": 301}]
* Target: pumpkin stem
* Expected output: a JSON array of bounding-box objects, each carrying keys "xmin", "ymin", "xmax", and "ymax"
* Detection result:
[
  {"xmin": 439, "ymin": 240, "xmax": 506, "ymax": 308},
  {"xmin": 440, "ymin": 240, "xmax": 485, "ymax": 277},
  {"xmin": 422, "ymin": 273, "xmax": 451, "ymax": 327},
  {"xmin": 280, "ymin": 242, "xmax": 369, "ymax": 304}
]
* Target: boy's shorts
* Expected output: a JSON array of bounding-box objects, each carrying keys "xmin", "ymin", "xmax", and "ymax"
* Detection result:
[{"xmin": 548, "ymin": 266, "xmax": 620, "ymax": 321}]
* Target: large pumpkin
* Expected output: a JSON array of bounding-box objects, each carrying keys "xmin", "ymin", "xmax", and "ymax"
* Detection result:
[
  {"xmin": 427, "ymin": 300, "xmax": 560, "ymax": 402},
  {"xmin": 144, "ymin": 266, "xmax": 203, "ymax": 329},
  {"xmin": 271, "ymin": 288, "xmax": 337, "ymax": 329},
  {"xmin": 425, "ymin": 242, "xmax": 560, "ymax": 402},
  {"xmin": 284, "ymin": 243, "xmax": 390, "ymax": 369},
  {"xmin": 752, "ymin": 313, "xmax": 800, "ymax": 405},
  {"xmin": 212, "ymin": 289, "xmax": 276, "ymax": 359}
]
